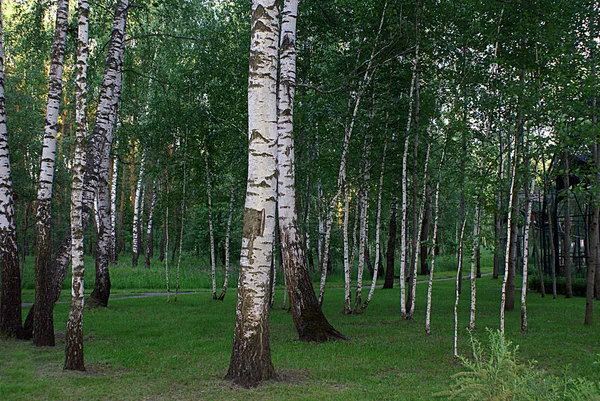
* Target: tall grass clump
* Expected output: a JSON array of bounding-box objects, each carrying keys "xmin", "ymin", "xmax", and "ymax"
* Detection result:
[{"xmin": 438, "ymin": 329, "xmax": 600, "ymax": 401}]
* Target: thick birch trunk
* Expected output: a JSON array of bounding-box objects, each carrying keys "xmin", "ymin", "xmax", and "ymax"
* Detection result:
[
  {"xmin": 0, "ymin": 4, "xmax": 22, "ymax": 338},
  {"xmin": 204, "ymin": 149, "xmax": 217, "ymax": 299},
  {"xmin": 500, "ymin": 148, "xmax": 518, "ymax": 335},
  {"xmin": 132, "ymin": 156, "xmax": 145, "ymax": 266},
  {"xmin": 33, "ymin": 0, "xmax": 69, "ymax": 347},
  {"xmin": 145, "ymin": 183, "xmax": 156, "ymax": 268},
  {"xmin": 218, "ymin": 182, "xmax": 235, "ymax": 300},
  {"xmin": 521, "ymin": 175, "xmax": 535, "ymax": 332},
  {"xmin": 226, "ymin": 1, "xmax": 279, "ymax": 387},
  {"xmin": 275, "ymin": 0, "xmax": 345, "ymax": 341},
  {"xmin": 65, "ymin": 0, "xmax": 89, "ymax": 371},
  {"xmin": 23, "ymin": 0, "xmax": 128, "ymax": 340}
]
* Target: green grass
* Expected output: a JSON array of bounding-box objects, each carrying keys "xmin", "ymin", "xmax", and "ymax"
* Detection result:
[{"xmin": 3, "ymin": 257, "xmax": 600, "ymax": 401}]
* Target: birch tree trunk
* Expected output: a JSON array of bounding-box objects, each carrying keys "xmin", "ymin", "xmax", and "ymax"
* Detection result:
[
  {"xmin": 275, "ymin": 0, "xmax": 345, "ymax": 341},
  {"xmin": 342, "ymin": 190, "xmax": 353, "ymax": 314},
  {"xmin": 132, "ymin": 156, "xmax": 146, "ymax": 266},
  {"xmin": 521, "ymin": 174, "xmax": 535, "ymax": 332},
  {"xmin": 225, "ymin": 0, "xmax": 279, "ymax": 387},
  {"xmin": 204, "ymin": 148, "xmax": 217, "ymax": 299},
  {"xmin": 33, "ymin": 0, "xmax": 69, "ymax": 347},
  {"xmin": 64, "ymin": 0, "xmax": 89, "ymax": 370},
  {"xmin": 174, "ymin": 157, "xmax": 186, "ymax": 302},
  {"xmin": 454, "ymin": 216, "xmax": 468, "ymax": 358},
  {"xmin": 218, "ymin": 182, "xmax": 235, "ymax": 300},
  {"xmin": 0, "ymin": 3, "xmax": 22, "ymax": 338},
  {"xmin": 501, "ymin": 147, "xmax": 518, "ymax": 335},
  {"xmin": 145, "ymin": 182, "xmax": 156, "ymax": 268},
  {"xmin": 383, "ymin": 196, "xmax": 397, "ymax": 289},
  {"xmin": 23, "ymin": 0, "xmax": 128, "ymax": 340},
  {"xmin": 469, "ymin": 203, "xmax": 481, "ymax": 331},
  {"xmin": 425, "ymin": 135, "xmax": 448, "ymax": 335},
  {"xmin": 165, "ymin": 204, "xmax": 170, "ymax": 302}
]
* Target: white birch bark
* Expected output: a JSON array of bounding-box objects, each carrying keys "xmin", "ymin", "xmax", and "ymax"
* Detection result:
[
  {"xmin": 218, "ymin": 182, "xmax": 235, "ymax": 300},
  {"xmin": 317, "ymin": 182, "xmax": 324, "ymax": 269},
  {"xmin": 343, "ymin": 186, "xmax": 352, "ymax": 313},
  {"xmin": 425, "ymin": 134, "xmax": 448, "ymax": 335},
  {"xmin": 110, "ymin": 144, "xmax": 118, "ymax": 264},
  {"xmin": 204, "ymin": 148, "xmax": 217, "ymax": 299},
  {"xmin": 500, "ymin": 147, "xmax": 518, "ymax": 335},
  {"xmin": 65, "ymin": 0, "xmax": 89, "ymax": 370},
  {"xmin": 145, "ymin": 182, "xmax": 156, "ymax": 268},
  {"xmin": 226, "ymin": 0, "xmax": 278, "ymax": 387},
  {"xmin": 469, "ymin": 202, "xmax": 481, "ymax": 330},
  {"xmin": 407, "ymin": 141, "xmax": 430, "ymax": 318},
  {"xmin": 33, "ymin": 0, "xmax": 69, "ymax": 347},
  {"xmin": 131, "ymin": 155, "xmax": 145, "ymax": 266},
  {"xmin": 0, "ymin": 2, "xmax": 22, "ymax": 338},
  {"xmin": 453, "ymin": 216, "xmax": 468, "ymax": 359},
  {"xmin": 165, "ymin": 204, "xmax": 170, "ymax": 302},
  {"xmin": 521, "ymin": 174, "xmax": 535, "ymax": 332}
]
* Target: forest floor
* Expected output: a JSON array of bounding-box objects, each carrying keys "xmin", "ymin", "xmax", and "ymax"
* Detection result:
[{"xmin": 2, "ymin": 268, "xmax": 599, "ymax": 400}]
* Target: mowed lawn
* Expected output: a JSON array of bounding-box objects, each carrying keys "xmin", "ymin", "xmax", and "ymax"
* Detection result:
[{"xmin": 2, "ymin": 274, "xmax": 599, "ymax": 400}]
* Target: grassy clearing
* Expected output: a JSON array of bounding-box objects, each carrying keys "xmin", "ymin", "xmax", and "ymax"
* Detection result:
[{"xmin": 2, "ymin": 258, "xmax": 599, "ymax": 401}]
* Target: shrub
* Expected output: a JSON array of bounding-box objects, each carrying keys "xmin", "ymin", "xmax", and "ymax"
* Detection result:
[{"xmin": 436, "ymin": 329, "xmax": 600, "ymax": 400}]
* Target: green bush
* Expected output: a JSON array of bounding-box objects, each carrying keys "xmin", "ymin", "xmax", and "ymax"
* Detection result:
[
  {"xmin": 528, "ymin": 276, "xmax": 589, "ymax": 297},
  {"xmin": 437, "ymin": 329, "xmax": 600, "ymax": 400}
]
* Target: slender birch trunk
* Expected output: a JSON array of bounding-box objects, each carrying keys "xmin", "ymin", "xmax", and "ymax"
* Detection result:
[
  {"xmin": 500, "ymin": 147, "xmax": 518, "ymax": 335},
  {"xmin": 132, "ymin": 155, "xmax": 145, "ymax": 267},
  {"xmin": 425, "ymin": 135, "xmax": 448, "ymax": 335},
  {"xmin": 165, "ymin": 204, "xmax": 170, "ymax": 302},
  {"xmin": 0, "ymin": 3, "xmax": 22, "ymax": 339},
  {"xmin": 204, "ymin": 148, "xmax": 217, "ymax": 299},
  {"xmin": 453, "ymin": 216, "xmax": 468, "ymax": 358},
  {"xmin": 343, "ymin": 185, "xmax": 352, "ymax": 314},
  {"xmin": 64, "ymin": 0, "xmax": 89, "ymax": 370},
  {"xmin": 521, "ymin": 174, "xmax": 535, "ymax": 332},
  {"xmin": 383, "ymin": 195, "xmax": 397, "ymax": 289},
  {"xmin": 469, "ymin": 202, "xmax": 481, "ymax": 331},
  {"xmin": 226, "ymin": 0, "xmax": 279, "ymax": 387},
  {"xmin": 400, "ymin": 51, "xmax": 417, "ymax": 319},
  {"xmin": 218, "ymin": 182, "xmax": 235, "ymax": 300},
  {"xmin": 318, "ymin": 4, "xmax": 385, "ymax": 303},
  {"xmin": 23, "ymin": 0, "xmax": 129, "ymax": 340},
  {"xmin": 358, "ymin": 134, "xmax": 388, "ymax": 313},
  {"xmin": 33, "ymin": 0, "xmax": 69, "ymax": 347},
  {"xmin": 275, "ymin": 0, "xmax": 345, "ymax": 341},
  {"xmin": 407, "ymin": 142, "xmax": 430, "ymax": 319},
  {"xmin": 145, "ymin": 182, "xmax": 156, "ymax": 268},
  {"xmin": 174, "ymin": 157, "xmax": 186, "ymax": 302}
]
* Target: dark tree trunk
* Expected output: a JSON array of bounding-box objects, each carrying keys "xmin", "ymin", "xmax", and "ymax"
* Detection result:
[
  {"xmin": 383, "ymin": 199, "xmax": 397, "ymax": 289},
  {"xmin": 563, "ymin": 153, "xmax": 573, "ymax": 298},
  {"xmin": 159, "ymin": 219, "xmax": 166, "ymax": 262}
]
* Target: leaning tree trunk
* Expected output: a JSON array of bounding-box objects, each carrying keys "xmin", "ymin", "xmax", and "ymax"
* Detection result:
[
  {"xmin": 33, "ymin": 0, "xmax": 69, "ymax": 347},
  {"xmin": 225, "ymin": 0, "xmax": 279, "ymax": 388},
  {"xmin": 275, "ymin": 0, "xmax": 345, "ymax": 342},
  {"xmin": 453, "ymin": 217, "xmax": 468, "ymax": 359},
  {"xmin": 64, "ymin": 0, "xmax": 89, "ymax": 371},
  {"xmin": 131, "ymin": 155, "xmax": 146, "ymax": 267},
  {"xmin": 109, "ymin": 144, "xmax": 118, "ymax": 264},
  {"xmin": 0, "ymin": 3, "xmax": 22, "ymax": 339},
  {"xmin": 23, "ymin": 0, "xmax": 128, "ymax": 340}
]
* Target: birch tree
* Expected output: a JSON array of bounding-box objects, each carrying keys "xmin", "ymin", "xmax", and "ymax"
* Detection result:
[
  {"xmin": 217, "ymin": 181, "xmax": 235, "ymax": 300},
  {"xmin": 65, "ymin": 0, "xmax": 89, "ymax": 371},
  {"xmin": 0, "ymin": 2, "xmax": 22, "ymax": 339},
  {"xmin": 145, "ymin": 182, "xmax": 156, "ymax": 268},
  {"xmin": 225, "ymin": 0, "xmax": 279, "ymax": 387},
  {"xmin": 204, "ymin": 147, "xmax": 217, "ymax": 299},
  {"xmin": 23, "ymin": 0, "xmax": 129, "ymax": 337},
  {"xmin": 131, "ymin": 155, "xmax": 145, "ymax": 267},
  {"xmin": 275, "ymin": 0, "xmax": 345, "ymax": 341},
  {"xmin": 32, "ymin": 0, "xmax": 69, "ymax": 347}
]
